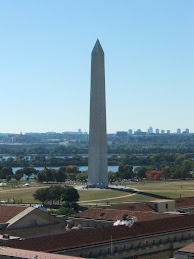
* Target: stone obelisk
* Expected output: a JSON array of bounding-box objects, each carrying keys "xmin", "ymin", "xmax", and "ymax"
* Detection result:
[{"xmin": 88, "ymin": 39, "xmax": 108, "ymax": 189}]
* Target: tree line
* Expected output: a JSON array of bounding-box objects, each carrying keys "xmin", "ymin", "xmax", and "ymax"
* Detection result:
[
  {"xmin": 0, "ymin": 154, "xmax": 193, "ymax": 182},
  {"xmin": 0, "ymin": 134, "xmax": 194, "ymax": 156},
  {"xmin": 1, "ymin": 152, "xmax": 194, "ymax": 168},
  {"xmin": 0, "ymin": 165, "xmax": 87, "ymax": 182},
  {"xmin": 0, "ymin": 155, "xmax": 88, "ymax": 167}
]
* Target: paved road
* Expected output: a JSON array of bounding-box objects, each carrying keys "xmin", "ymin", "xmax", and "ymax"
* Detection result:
[{"xmin": 79, "ymin": 192, "xmax": 137, "ymax": 203}]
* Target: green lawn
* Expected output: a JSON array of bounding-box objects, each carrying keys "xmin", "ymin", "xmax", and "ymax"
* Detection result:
[
  {"xmin": 1, "ymin": 180, "xmax": 194, "ymax": 204},
  {"xmin": 130, "ymin": 180, "xmax": 194, "ymax": 191}
]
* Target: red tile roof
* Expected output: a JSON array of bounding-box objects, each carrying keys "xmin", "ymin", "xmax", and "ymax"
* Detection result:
[
  {"xmin": 177, "ymin": 241, "xmax": 194, "ymax": 253},
  {"xmin": 174, "ymin": 197, "xmax": 194, "ymax": 209},
  {"xmin": 0, "ymin": 205, "xmax": 27, "ymax": 223},
  {"xmin": 0, "ymin": 247, "xmax": 83, "ymax": 259},
  {"xmin": 103, "ymin": 202, "xmax": 154, "ymax": 212},
  {"xmin": 73, "ymin": 208, "xmax": 180, "ymax": 222},
  {"xmin": 1, "ymin": 214, "xmax": 194, "ymax": 253}
]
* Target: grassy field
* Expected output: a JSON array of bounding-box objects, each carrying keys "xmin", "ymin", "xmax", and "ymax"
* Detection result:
[
  {"xmin": 0, "ymin": 180, "xmax": 194, "ymax": 204},
  {"xmin": 129, "ymin": 180, "xmax": 194, "ymax": 199}
]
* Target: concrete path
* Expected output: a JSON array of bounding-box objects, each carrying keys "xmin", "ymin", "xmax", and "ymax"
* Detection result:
[{"xmin": 79, "ymin": 192, "xmax": 137, "ymax": 203}]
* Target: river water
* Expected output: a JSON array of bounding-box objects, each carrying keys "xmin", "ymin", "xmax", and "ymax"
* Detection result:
[
  {"xmin": 11, "ymin": 165, "xmax": 140, "ymax": 174},
  {"xmin": 0, "ymin": 155, "xmax": 140, "ymax": 173}
]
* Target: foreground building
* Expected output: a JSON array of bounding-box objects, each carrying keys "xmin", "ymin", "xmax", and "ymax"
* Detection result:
[
  {"xmin": 88, "ymin": 39, "xmax": 108, "ymax": 188},
  {"xmin": 175, "ymin": 196, "xmax": 194, "ymax": 214},
  {"xmin": 0, "ymin": 247, "xmax": 83, "ymax": 259},
  {"xmin": 2, "ymin": 198, "xmax": 194, "ymax": 258},
  {"xmin": 68, "ymin": 200, "xmax": 179, "ymax": 229},
  {"xmin": 0, "ymin": 205, "xmax": 66, "ymax": 238},
  {"xmin": 1, "ymin": 215, "xmax": 194, "ymax": 258}
]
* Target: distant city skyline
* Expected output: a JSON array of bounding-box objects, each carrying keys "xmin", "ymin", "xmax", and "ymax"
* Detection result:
[
  {"xmin": 0, "ymin": 127, "xmax": 193, "ymax": 135},
  {"xmin": 0, "ymin": 1, "xmax": 193, "ymax": 133}
]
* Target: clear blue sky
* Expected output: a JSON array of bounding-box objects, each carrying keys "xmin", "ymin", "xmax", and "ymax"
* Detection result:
[{"xmin": 0, "ymin": 0, "xmax": 193, "ymax": 133}]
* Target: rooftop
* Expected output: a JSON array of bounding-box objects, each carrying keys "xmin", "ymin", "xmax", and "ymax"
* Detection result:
[
  {"xmin": 174, "ymin": 196, "xmax": 194, "ymax": 209},
  {"xmin": 177, "ymin": 241, "xmax": 194, "ymax": 253},
  {"xmin": 1, "ymin": 214, "xmax": 194, "ymax": 253},
  {"xmin": 0, "ymin": 247, "xmax": 83, "ymax": 259},
  {"xmin": 73, "ymin": 208, "xmax": 180, "ymax": 222},
  {"xmin": 147, "ymin": 199, "xmax": 173, "ymax": 203},
  {"xmin": 0, "ymin": 205, "xmax": 27, "ymax": 223},
  {"xmin": 103, "ymin": 202, "xmax": 154, "ymax": 212}
]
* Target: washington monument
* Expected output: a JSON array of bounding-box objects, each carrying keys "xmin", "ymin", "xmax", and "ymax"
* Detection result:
[{"xmin": 87, "ymin": 39, "xmax": 108, "ymax": 188}]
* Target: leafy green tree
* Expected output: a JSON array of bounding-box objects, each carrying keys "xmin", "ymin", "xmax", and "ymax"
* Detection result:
[
  {"xmin": 23, "ymin": 167, "xmax": 37, "ymax": 179},
  {"xmin": 117, "ymin": 165, "xmax": 133, "ymax": 180},
  {"xmin": 66, "ymin": 165, "xmax": 79, "ymax": 180},
  {"xmin": 33, "ymin": 185, "xmax": 79, "ymax": 208},
  {"xmin": 15, "ymin": 169, "xmax": 24, "ymax": 181},
  {"xmin": 33, "ymin": 188, "xmax": 49, "ymax": 204},
  {"xmin": 162, "ymin": 166, "xmax": 171, "ymax": 179},
  {"xmin": 36, "ymin": 171, "xmax": 47, "ymax": 182},
  {"xmin": 6, "ymin": 175, "xmax": 13, "ymax": 182},
  {"xmin": 108, "ymin": 171, "xmax": 117, "ymax": 183},
  {"xmin": 66, "ymin": 165, "xmax": 78, "ymax": 174},
  {"xmin": 135, "ymin": 166, "xmax": 148, "ymax": 179},
  {"xmin": 48, "ymin": 185, "xmax": 64, "ymax": 205},
  {"xmin": 44, "ymin": 168, "xmax": 54, "ymax": 182},
  {"xmin": 62, "ymin": 186, "xmax": 80, "ymax": 204},
  {"xmin": 36, "ymin": 168, "xmax": 55, "ymax": 183},
  {"xmin": 1, "ymin": 167, "xmax": 13, "ymax": 179},
  {"xmin": 76, "ymin": 170, "xmax": 88, "ymax": 181},
  {"xmin": 180, "ymin": 160, "xmax": 193, "ymax": 179},
  {"xmin": 53, "ymin": 206, "xmax": 75, "ymax": 217},
  {"xmin": 55, "ymin": 169, "xmax": 66, "ymax": 182}
]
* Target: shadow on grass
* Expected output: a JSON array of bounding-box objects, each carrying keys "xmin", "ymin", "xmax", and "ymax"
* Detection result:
[{"xmin": 109, "ymin": 187, "xmax": 171, "ymax": 200}]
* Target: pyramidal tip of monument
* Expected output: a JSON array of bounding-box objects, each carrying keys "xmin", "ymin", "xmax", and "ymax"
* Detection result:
[{"xmin": 92, "ymin": 39, "xmax": 104, "ymax": 53}]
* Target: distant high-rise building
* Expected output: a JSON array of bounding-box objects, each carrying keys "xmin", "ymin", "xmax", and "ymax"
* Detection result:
[
  {"xmin": 148, "ymin": 127, "xmax": 153, "ymax": 134},
  {"xmin": 134, "ymin": 129, "xmax": 146, "ymax": 135},
  {"xmin": 167, "ymin": 130, "xmax": 170, "ymax": 134},
  {"xmin": 116, "ymin": 131, "xmax": 128, "ymax": 137},
  {"xmin": 128, "ymin": 129, "xmax": 133, "ymax": 135},
  {"xmin": 78, "ymin": 129, "xmax": 82, "ymax": 134},
  {"xmin": 185, "ymin": 128, "xmax": 189, "ymax": 134},
  {"xmin": 155, "ymin": 128, "xmax": 159, "ymax": 134},
  {"xmin": 177, "ymin": 128, "xmax": 181, "ymax": 134},
  {"xmin": 134, "ymin": 129, "xmax": 141, "ymax": 135},
  {"xmin": 161, "ymin": 130, "xmax": 165, "ymax": 134}
]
